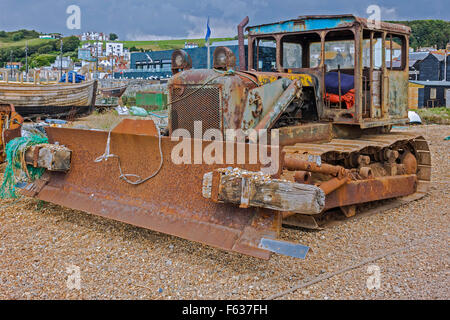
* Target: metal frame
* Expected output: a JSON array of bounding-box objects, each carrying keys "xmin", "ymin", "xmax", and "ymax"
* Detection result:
[{"xmin": 246, "ymin": 15, "xmax": 410, "ymax": 129}]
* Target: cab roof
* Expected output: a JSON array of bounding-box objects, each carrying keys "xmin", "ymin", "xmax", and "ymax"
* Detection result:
[{"xmin": 246, "ymin": 14, "xmax": 411, "ymax": 36}]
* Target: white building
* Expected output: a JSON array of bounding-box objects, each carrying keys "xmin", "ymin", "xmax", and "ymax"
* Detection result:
[
  {"xmin": 82, "ymin": 42, "xmax": 103, "ymax": 57},
  {"xmin": 184, "ymin": 42, "xmax": 199, "ymax": 49},
  {"xmin": 51, "ymin": 56, "xmax": 73, "ymax": 70},
  {"xmin": 39, "ymin": 33, "xmax": 61, "ymax": 39},
  {"xmin": 105, "ymin": 42, "xmax": 124, "ymax": 56},
  {"xmin": 79, "ymin": 32, "xmax": 109, "ymax": 41},
  {"xmin": 123, "ymin": 48, "xmax": 130, "ymax": 61}
]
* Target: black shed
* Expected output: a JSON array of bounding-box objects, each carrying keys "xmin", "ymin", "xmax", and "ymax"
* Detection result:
[{"xmin": 410, "ymin": 80, "xmax": 450, "ymax": 108}]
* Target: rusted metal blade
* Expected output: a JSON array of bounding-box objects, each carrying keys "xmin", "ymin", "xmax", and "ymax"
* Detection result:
[
  {"xmin": 27, "ymin": 126, "xmax": 282, "ymax": 259},
  {"xmin": 259, "ymin": 238, "xmax": 309, "ymax": 259},
  {"xmin": 111, "ymin": 118, "xmax": 159, "ymax": 136}
]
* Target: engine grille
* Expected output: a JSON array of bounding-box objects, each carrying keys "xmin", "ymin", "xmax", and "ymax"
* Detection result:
[{"xmin": 170, "ymin": 85, "xmax": 221, "ymax": 137}]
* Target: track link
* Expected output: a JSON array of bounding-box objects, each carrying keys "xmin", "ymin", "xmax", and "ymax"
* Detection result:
[{"xmin": 281, "ymin": 131, "xmax": 431, "ymax": 229}]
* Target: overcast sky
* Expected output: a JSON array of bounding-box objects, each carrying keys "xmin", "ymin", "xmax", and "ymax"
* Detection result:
[{"xmin": 0, "ymin": 0, "xmax": 448, "ymax": 40}]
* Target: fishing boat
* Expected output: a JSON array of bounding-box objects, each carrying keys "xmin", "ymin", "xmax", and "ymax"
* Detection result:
[
  {"xmin": 0, "ymin": 80, "xmax": 98, "ymax": 119},
  {"xmin": 98, "ymin": 83, "xmax": 127, "ymax": 98}
]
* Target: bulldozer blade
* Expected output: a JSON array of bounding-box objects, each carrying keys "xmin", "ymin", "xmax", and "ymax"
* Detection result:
[
  {"xmin": 25, "ymin": 125, "xmax": 283, "ymax": 259},
  {"xmin": 259, "ymin": 238, "xmax": 309, "ymax": 259}
]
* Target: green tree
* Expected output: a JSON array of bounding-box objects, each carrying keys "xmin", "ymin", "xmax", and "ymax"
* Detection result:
[
  {"xmin": 62, "ymin": 36, "xmax": 80, "ymax": 52},
  {"xmin": 37, "ymin": 44, "xmax": 53, "ymax": 54},
  {"xmin": 109, "ymin": 33, "xmax": 118, "ymax": 41},
  {"xmin": 32, "ymin": 54, "xmax": 56, "ymax": 67},
  {"xmin": 11, "ymin": 31, "xmax": 24, "ymax": 41},
  {"xmin": 390, "ymin": 20, "xmax": 450, "ymax": 50}
]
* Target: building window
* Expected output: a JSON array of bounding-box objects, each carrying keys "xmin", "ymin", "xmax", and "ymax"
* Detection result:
[{"xmin": 430, "ymin": 88, "xmax": 436, "ymax": 100}]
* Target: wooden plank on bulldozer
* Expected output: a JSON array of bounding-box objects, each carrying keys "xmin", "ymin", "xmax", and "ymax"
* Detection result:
[
  {"xmin": 203, "ymin": 168, "xmax": 325, "ymax": 215},
  {"xmin": 24, "ymin": 144, "xmax": 71, "ymax": 171}
]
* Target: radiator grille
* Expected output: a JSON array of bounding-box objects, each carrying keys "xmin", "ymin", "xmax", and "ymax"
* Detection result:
[{"xmin": 170, "ymin": 85, "xmax": 221, "ymax": 137}]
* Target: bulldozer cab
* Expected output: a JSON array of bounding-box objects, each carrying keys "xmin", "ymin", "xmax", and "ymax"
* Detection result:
[{"xmin": 246, "ymin": 15, "xmax": 411, "ymax": 129}]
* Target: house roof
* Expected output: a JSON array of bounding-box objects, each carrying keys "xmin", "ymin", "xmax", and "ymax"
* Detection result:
[
  {"xmin": 409, "ymin": 51, "xmax": 429, "ymax": 67},
  {"xmin": 409, "ymin": 52, "xmax": 429, "ymax": 60},
  {"xmin": 408, "ymin": 51, "xmax": 448, "ymax": 68},
  {"xmin": 431, "ymin": 53, "xmax": 445, "ymax": 61},
  {"xmin": 410, "ymin": 80, "xmax": 450, "ymax": 87}
]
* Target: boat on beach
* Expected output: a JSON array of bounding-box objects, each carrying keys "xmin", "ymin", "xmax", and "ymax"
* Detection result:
[
  {"xmin": 0, "ymin": 80, "xmax": 98, "ymax": 119},
  {"xmin": 98, "ymin": 83, "xmax": 127, "ymax": 98}
]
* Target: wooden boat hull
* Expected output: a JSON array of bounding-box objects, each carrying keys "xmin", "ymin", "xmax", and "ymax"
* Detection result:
[
  {"xmin": 0, "ymin": 80, "xmax": 97, "ymax": 118},
  {"xmin": 98, "ymin": 84, "xmax": 127, "ymax": 98}
]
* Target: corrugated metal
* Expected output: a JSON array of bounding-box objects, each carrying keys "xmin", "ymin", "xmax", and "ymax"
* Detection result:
[
  {"xmin": 417, "ymin": 54, "xmax": 443, "ymax": 81},
  {"xmin": 408, "ymin": 86, "xmax": 419, "ymax": 109},
  {"xmin": 446, "ymin": 89, "xmax": 450, "ymax": 108},
  {"xmin": 136, "ymin": 91, "xmax": 168, "ymax": 110}
]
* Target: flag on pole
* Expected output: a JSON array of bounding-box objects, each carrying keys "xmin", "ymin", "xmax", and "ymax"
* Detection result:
[{"xmin": 205, "ymin": 17, "xmax": 211, "ymax": 43}]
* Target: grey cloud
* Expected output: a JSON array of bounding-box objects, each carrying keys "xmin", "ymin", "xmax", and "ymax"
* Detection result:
[{"xmin": 0, "ymin": 0, "xmax": 447, "ymax": 40}]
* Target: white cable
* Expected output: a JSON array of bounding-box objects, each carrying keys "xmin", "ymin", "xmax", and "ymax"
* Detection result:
[{"xmin": 94, "ymin": 123, "xmax": 163, "ymax": 185}]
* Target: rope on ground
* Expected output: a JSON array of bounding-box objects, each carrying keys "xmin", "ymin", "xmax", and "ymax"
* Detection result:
[
  {"xmin": 265, "ymin": 236, "xmax": 433, "ymax": 300},
  {"xmin": 0, "ymin": 133, "xmax": 48, "ymax": 199},
  {"xmin": 94, "ymin": 123, "xmax": 164, "ymax": 185}
]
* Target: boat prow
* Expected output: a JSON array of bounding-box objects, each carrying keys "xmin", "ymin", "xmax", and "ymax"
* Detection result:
[{"xmin": 0, "ymin": 80, "xmax": 98, "ymax": 119}]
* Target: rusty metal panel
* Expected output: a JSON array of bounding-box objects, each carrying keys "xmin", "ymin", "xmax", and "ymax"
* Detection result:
[
  {"xmin": 112, "ymin": 118, "xmax": 158, "ymax": 136},
  {"xmin": 278, "ymin": 123, "xmax": 332, "ymax": 146},
  {"xmin": 240, "ymin": 79, "xmax": 287, "ymax": 131},
  {"xmin": 324, "ymin": 174, "xmax": 417, "ymax": 209},
  {"xmin": 386, "ymin": 69, "xmax": 409, "ymax": 119},
  {"xmin": 168, "ymin": 69, "xmax": 258, "ymax": 134},
  {"xmin": 31, "ymin": 127, "xmax": 282, "ymax": 259}
]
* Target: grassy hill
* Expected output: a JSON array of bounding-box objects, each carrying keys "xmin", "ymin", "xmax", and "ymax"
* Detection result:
[
  {"xmin": 0, "ymin": 31, "xmax": 234, "ymax": 52},
  {"xmin": 0, "ymin": 32, "xmax": 235, "ymax": 69},
  {"xmin": 82, "ymin": 37, "xmax": 234, "ymax": 51},
  {"xmin": 0, "ymin": 38, "xmax": 49, "ymax": 49}
]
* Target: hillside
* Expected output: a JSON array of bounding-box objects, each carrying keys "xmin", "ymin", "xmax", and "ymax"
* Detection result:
[
  {"xmin": 82, "ymin": 37, "xmax": 234, "ymax": 51},
  {"xmin": 387, "ymin": 20, "xmax": 450, "ymax": 50},
  {"xmin": 0, "ymin": 38, "xmax": 50, "ymax": 49}
]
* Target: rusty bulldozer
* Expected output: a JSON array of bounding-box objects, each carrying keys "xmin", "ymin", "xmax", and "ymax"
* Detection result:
[{"xmin": 10, "ymin": 15, "xmax": 430, "ymax": 259}]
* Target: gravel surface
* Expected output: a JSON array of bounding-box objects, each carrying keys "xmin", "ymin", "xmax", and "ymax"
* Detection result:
[{"xmin": 0, "ymin": 124, "xmax": 448, "ymax": 300}]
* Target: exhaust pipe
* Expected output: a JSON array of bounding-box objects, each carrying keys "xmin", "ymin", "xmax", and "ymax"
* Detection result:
[{"xmin": 237, "ymin": 16, "xmax": 249, "ymax": 71}]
